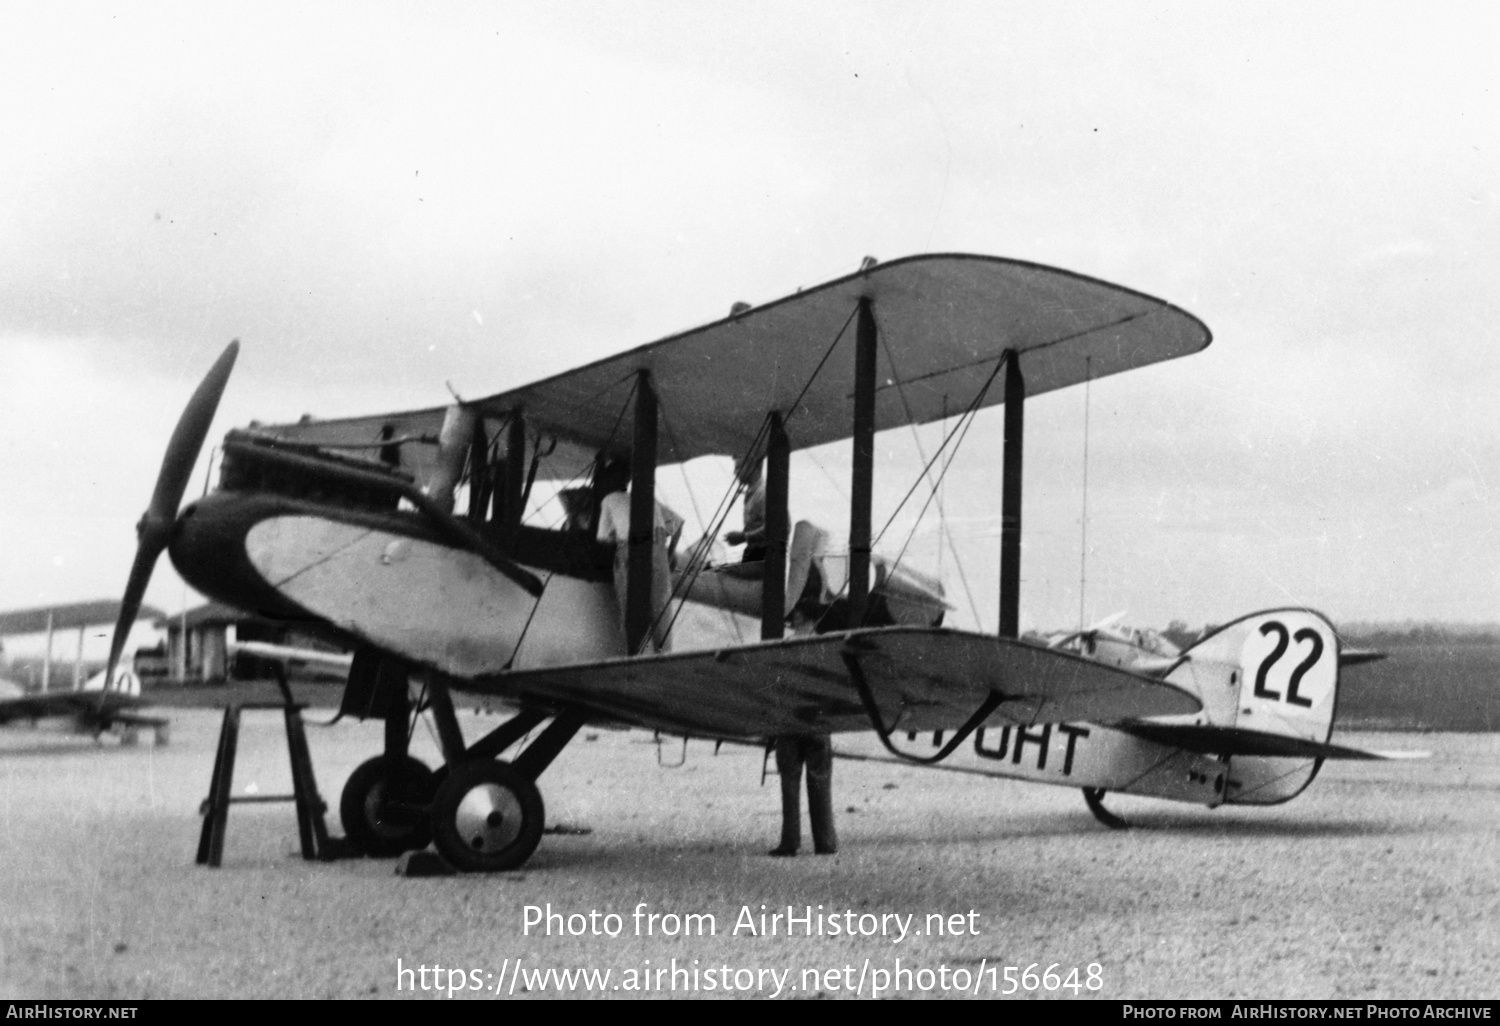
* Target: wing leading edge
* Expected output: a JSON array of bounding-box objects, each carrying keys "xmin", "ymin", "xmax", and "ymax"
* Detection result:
[
  {"xmin": 254, "ymin": 254, "xmax": 1211, "ymax": 483},
  {"xmin": 466, "ymin": 626, "xmax": 1202, "ymax": 740}
]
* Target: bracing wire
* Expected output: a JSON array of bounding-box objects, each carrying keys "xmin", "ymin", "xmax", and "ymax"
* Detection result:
[
  {"xmin": 881, "ymin": 359, "xmax": 1004, "ymax": 588},
  {"xmin": 873, "ymin": 324, "xmax": 995, "ymax": 630},
  {"xmin": 641, "ymin": 300, "xmax": 863, "ymax": 649},
  {"xmin": 811, "ymin": 352, "xmax": 1009, "ymax": 633},
  {"xmin": 872, "ymin": 351, "xmax": 1009, "ymax": 552},
  {"xmin": 1078, "ymin": 356, "xmax": 1092, "ymax": 636},
  {"xmin": 520, "ymin": 373, "xmax": 640, "ymax": 526},
  {"xmin": 655, "ymin": 405, "xmax": 767, "ymax": 646}
]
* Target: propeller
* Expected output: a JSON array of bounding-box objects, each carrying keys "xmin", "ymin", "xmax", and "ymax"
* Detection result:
[{"xmin": 102, "ymin": 341, "xmax": 240, "ymax": 689}]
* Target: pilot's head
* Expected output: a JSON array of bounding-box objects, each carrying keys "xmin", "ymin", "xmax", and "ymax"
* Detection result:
[
  {"xmin": 596, "ymin": 456, "xmax": 631, "ymax": 494},
  {"xmin": 734, "ymin": 456, "xmax": 762, "ymax": 486}
]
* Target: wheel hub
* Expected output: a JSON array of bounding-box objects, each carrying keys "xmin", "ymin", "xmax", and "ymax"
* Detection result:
[{"xmin": 454, "ymin": 783, "xmax": 524, "ymax": 852}]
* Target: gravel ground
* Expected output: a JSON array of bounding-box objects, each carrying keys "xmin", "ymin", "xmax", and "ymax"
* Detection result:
[{"xmin": 0, "ymin": 707, "xmax": 1493, "ymax": 1000}]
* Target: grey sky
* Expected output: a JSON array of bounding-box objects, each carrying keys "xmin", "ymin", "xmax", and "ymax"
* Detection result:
[{"xmin": 2, "ymin": 2, "xmax": 1496, "ymax": 653}]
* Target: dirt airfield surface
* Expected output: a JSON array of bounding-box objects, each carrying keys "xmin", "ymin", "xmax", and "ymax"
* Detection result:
[{"xmin": 0, "ymin": 706, "xmax": 1494, "ymax": 1000}]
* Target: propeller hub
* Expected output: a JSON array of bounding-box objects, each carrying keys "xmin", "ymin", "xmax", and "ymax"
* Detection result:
[{"xmin": 136, "ymin": 509, "xmax": 176, "ymax": 551}]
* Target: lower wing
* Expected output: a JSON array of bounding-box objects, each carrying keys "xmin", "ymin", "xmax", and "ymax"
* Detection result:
[{"xmin": 466, "ymin": 626, "xmax": 1202, "ymax": 740}]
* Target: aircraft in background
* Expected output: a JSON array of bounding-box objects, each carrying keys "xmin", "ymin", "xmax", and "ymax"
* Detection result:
[
  {"xmin": 1035, "ymin": 611, "xmax": 1388, "ymax": 677},
  {"xmin": 0, "ymin": 601, "xmax": 169, "ymax": 744},
  {"xmin": 98, "ymin": 252, "xmax": 1418, "ymax": 871},
  {"xmin": 1033, "ymin": 611, "xmax": 1183, "ymax": 676}
]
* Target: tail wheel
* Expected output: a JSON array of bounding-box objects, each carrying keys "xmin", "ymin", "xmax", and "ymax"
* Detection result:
[
  {"xmin": 1082, "ymin": 787, "xmax": 1130, "ymax": 830},
  {"xmin": 430, "ymin": 760, "xmax": 544, "ymax": 873},
  {"xmin": 340, "ymin": 755, "xmax": 437, "ymax": 856}
]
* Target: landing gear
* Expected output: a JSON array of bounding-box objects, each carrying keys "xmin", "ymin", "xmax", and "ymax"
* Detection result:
[
  {"xmin": 430, "ymin": 760, "xmax": 544, "ymax": 873},
  {"xmin": 1082, "ymin": 787, "xmax": 1130, "ymax": 830},
  {"xmin": 340, "ymin": 755, "xmax": 437, "ymax": 856}
]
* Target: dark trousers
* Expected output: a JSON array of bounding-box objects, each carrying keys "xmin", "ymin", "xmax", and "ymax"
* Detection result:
[{"xmin": 774, "ymin": 735, "xmax": 837, "ymax": 854}]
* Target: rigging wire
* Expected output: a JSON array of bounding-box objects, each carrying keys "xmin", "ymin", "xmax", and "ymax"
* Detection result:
[
  {"xmin": 930, "ymin": 395, "xmax": 984, "ymax": 631},
  {"xmin": 643, "ymin": 300, "xmax": 862, "ymax": 648},
  {"xmin": 1078, "ymin": 356, "xmax": 1092, "ymax": 636},
  {"xmin": 503, "ymin": 572, "xmax": 554, "ymax": 670},
  {"xmin": 810, "ymin": 351, "xmax": 1009, "ymax": 633},
  {"xmin": 658, "ymin": 405, "xmax": 755, "ymax": 646},
  {"xmin": 781, "ymin": 305, "xmax": 860, "ymax": 429},
  {"xmin": 648, "ymin": 407, "xmax": 771, "ymax": 648},
  {"xmin": 936, "ymin": 396, "xmax": 946, "ymax": 585},
  {"xmin": 873, "ymin": 325, "xmax": 988, "ymax": 629},
  {"xmin": 881, "ymin": 357, "xmax": 1004, "ymax": 590},
  {"xmin": 520, "ymin": 375, "xmax": 640, "ymax": 526},
  {"xmin": 872, "ymin": 351, "xmax": 1009, "ymax": 552}
]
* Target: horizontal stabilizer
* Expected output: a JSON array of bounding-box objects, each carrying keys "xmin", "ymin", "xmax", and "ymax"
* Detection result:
[
  {"xmin": 1119, "ymin": 723, "xmax": 1427, "ymax": 760},
  {"xmin": 1338, "ymin": 647, "xmax": 1387, "ymax": 668}
]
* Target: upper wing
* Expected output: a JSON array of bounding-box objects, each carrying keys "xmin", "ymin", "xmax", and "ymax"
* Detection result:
[
  {"xmin": 251, "ymin": 254, "xmax": 1210, "ymax": 483},
  {"xmin": 0, "ymin": 599, "xmax": 166, "ymax": 636},
  {"xmin": 469, "ymin": 626, "xmax": 1202, "ymax": 739}
]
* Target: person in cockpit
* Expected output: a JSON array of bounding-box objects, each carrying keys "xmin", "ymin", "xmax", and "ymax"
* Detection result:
[
  {"xmin": 725, "ymin": 456, "xmax": 767, "ymax": 563},
  {"xmin": 595, "ymin": 457, "xmax": 683, "ymax": 652}
]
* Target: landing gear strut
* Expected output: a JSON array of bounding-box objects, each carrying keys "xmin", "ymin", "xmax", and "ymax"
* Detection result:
[
  {"xmin": 337, "ymin": 656, "xmax": 586, "ymax": 872},
  {"xmin": 427, "ymin": 706, "xmax": 587, "ymax": 872},
  {"xmin": 339, "ymin": 658, "xmax": 439, "ymax": 857}
]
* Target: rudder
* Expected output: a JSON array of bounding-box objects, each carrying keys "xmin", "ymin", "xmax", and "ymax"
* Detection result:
[{"xmin": 1177, "ymin": 608, "xmax": 1341, "ymax": 804}]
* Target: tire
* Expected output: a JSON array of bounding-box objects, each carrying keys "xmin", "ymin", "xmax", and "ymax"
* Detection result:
[
  {"xmin": 340, "ymin": 755, "xmax": 436, "ymax": 857},
  {"xmin": 430, "ymin": 760, "xmax": 544, "ymax": 873}
]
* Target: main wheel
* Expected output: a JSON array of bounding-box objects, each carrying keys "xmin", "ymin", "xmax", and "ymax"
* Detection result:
[
  {"xmin": 430, "ymin": 760, "xmax": 544, "ymax": 873},
  {"xmin": 340, "ymin": 755, "xmax": 437, "ymax": 856}
]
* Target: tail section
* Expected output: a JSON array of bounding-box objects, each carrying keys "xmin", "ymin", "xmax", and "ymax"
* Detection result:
[
  {"xmin": 83, "ymin": 667, "xmax": 142, "ymax": 697},
  {"xmin": 1157, "ymin": 609, "xmax": 1341, "ymax": 804},
  {"xmin": 1172, "ymin": 608, "xmax": 1338, "ymax": 741}
]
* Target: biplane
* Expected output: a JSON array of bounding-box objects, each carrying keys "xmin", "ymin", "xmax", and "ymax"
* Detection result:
[
  {"xmin": 100, "ymin": 253, "xmax": 1407, "ymax": 870},
  {"xmin": 0, "ymin": 601, "xmax": 169, "ymax": 743}
]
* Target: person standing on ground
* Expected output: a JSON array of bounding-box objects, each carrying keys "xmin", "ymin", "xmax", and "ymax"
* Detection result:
[{"xmin": 769, "ymin": 735, "xmax": 837, "ymax": 856}]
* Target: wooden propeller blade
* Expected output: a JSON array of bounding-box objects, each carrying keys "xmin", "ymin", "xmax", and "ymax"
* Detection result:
[
  {"xmin": 103, "ymin": 341, "xmax": 239, "ymax": 688},
  {"xmin": 142, "ymin": 341, "xmax": 239, "ymax": 545},
  {"xmin": 102, "ymin": 541, "xmax": 163, "ymax": 694}
]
